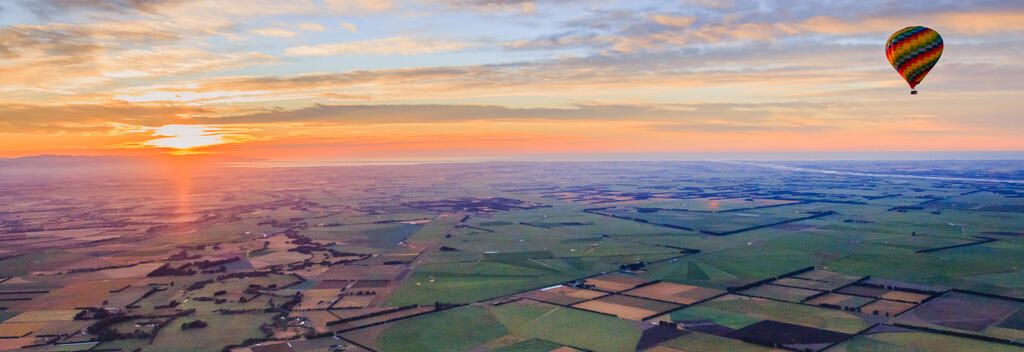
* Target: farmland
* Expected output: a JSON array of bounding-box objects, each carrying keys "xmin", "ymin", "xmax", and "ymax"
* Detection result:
[{"xmin": 2, "ymin": 160, "xmax": 1024, "ymax": 351}]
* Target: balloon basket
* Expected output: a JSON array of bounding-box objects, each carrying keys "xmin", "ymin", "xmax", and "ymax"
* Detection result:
[{"xmin": 911, "ymin": 90, "xmax": 918, "ymax": 95}]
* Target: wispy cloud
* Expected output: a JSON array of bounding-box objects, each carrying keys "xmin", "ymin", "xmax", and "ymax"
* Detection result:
[
  {"xmin": 297, "ymin": 22, "xmax": 325, "ymax": 32},
  {"xmin": 323, "ymin": 0, "xmax": 392, "ymax": 14},
  {"xmin": 285, "ymin": 37, "xmax": 476, "ymax": 56},
  {"xmin": 433, "ymin": 0, "xmax": 540, "ymax": 13},
  {"xmin": 650, "ymin": 14, "xmax": 697, "ymax": 28},
  {"xmin": 339, "ymin": 22, "xmax": 358, "ymax": 32},
  {"xmin": 250, "ymin": 27, "xmax": 296, "ymax": 37}
]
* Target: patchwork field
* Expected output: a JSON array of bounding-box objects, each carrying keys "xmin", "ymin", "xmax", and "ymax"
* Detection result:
[
  {"xmin": 572, "ymin": 294, "xmax": 680, "ymax": 320},
  {"xmin": 740, "ymin": 284, "xmax": 822, "ymax": 303},
  {"xmin": 147, "ymin": 313, "xmax": 276, "ymax": 352},
  {"xmin": 4, "ymin": 161, "xmax": 1024, "ymax": 351},
  {"xmin": 806, "ymin": 293, "xmax": 875, "ymax": 310},
  {"xmin": 893, "ymin": 291, "xmax": 1024, "ymax": 341},
  {"xmin": 623, "ymin": 282, "xmax": 725, "ymax": 305},
  {"xmin": 667, "ymin": 295, "xmax": 870, "ymax": 334},
  {"xmin": 523, "ymin": 285, "xmax": 606, "ymax": 306},
  {"xmin": 359, "ymin": 301, "xmax": 646, "ymax": 352},
  {"xmin": 586, "ymin": 273, "xmax": 650, "ymax": 292},
  {"xmin": 861, "ymin": 300, "xmax": 916, "ymax": 317}
]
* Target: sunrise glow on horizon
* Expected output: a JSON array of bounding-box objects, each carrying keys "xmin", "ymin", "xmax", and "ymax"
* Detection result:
[{"xmin": 2, "ymin": 0, "xmax": 1024, "ymax": 160}]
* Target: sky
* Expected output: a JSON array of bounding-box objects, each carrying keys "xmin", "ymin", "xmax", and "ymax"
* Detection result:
[{"xmin": 1, "ymin": 0, "xmax": 1023, "ymax": 161}]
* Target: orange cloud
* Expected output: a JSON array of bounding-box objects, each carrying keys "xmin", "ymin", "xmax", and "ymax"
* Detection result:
[
  {"xmin": 323, "ymin": 0, "xmax": 392, "ymax": 14},
  {"xmin": 651, "ymin": 15, "xmax": 698, "ymax": 28},
  {"xmin": 250, "ymin": 27, "xmax": 297, "ymax": 37},
  {"xmin": 297, "ymin": 23, "xmax": 326, "ymax": 32}
]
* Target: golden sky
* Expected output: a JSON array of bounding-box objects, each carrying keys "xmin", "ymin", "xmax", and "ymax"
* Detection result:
[{"xmin": 1, "ymin": 0, "xmax": 1023, "ymax": 160}]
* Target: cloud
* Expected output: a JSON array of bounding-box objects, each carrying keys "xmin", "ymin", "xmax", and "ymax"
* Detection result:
[
  {"xmin": 506, "ymin": 4, "xmax": 1024, "ymax": 55},
  {"xmin": 297, "ymin": 22, "xmax": 325, "ymax": 31},
  {"xmin": 178, "ymin": 102, "xmax": 837, "ymax": 133},
  {"xmin": 0, "ymin": 40, "xmax": 275, "ymax": 90},
  {"xmin": 687, "ymin": 0, "xmax": 734, "ymax": 9},
  {"xmin": 319, "ymin": 92, "xmax": 372, "ymax": 100},
  {"xmin": 651, "ymin": 15, "xmax": 697, "ymax": 28},
  {"xmin": 4, "ymin": 96, "xmax": 1021, "ymax": 158},
  {"xmin": 434, "ymin": 0, "xmax": 539, "ymax": 13},
  {"xmin": 3, "ymin": 0, "xmax": 1024, "ymax": 158},
  {"xmin": 250, "ymin": 27, "xmax": 297, "ymax": 37},
  {"xmin": 0, "ymin": 100, "xmax": 820, "ymax": 134},
  {"xmin": 284, "ymin": 37, "xmax": 475, "ymax": 56},
  {"xmin": 102, "ymin": 48, "xmax": 276, "ymax": 78},
  {"xmin": 15, "ymin": 0, "xmax": 194, "ymax": 18},
  {"xmin": 17, "ymin": 0, "xmax": 320, "ymax": 17},
  {"xmin": 0, "ymin": 20, "xmax": 191, "ymax": 60},
  {"xmin": 339, "ymin": 22, "xmax": 358, "ymax": 32},
  {"xmin": 503, "ymin": 33, "xmax": 608, "ymax": 51},
  {"xmin": 793, "ymin": 12, "xmax": 1024, "ymax": 36},
  {"xmin": 0, "ymin": 103, "xmax": 211, "ymax": 134},
  {"xmin": 323, "ymin": 0, "xmax": 391, "ymax": 14},
  {"xmin": 100, "ymin": 30, "xmax": 1024, "ymax": 111},
  {"xmin": 96, "ymin": 46, "xmax": 900, "ymax": 103}
]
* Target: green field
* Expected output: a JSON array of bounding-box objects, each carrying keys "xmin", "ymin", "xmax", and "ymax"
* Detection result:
[
  {"xmin": 489, "ymin": 302, "xmax": 643, "ymax": 352},
  {"xmin": 147, "ymin": 313, "xmax": 275, "ymax": 352},
  {"xmin": 370, "ymin": 301, "xmax": 645, "ymax": 352},
  {"xmin": 377, "ymin": 306, "xmax": 509, "ymax": 351},
  {"xmin": 672, "ymin": 295, "xmax": 869, "ymax": 334}
]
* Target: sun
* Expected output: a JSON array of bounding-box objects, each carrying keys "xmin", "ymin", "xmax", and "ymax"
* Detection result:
[{"xmin": 142, "ymin": 125, "xmax": 233, "ymax": 153}]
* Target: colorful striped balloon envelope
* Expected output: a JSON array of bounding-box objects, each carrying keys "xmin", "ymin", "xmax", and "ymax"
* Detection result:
[{"xmin": 885, "ymin": 26, "xmax": 943, "ymax": 95}]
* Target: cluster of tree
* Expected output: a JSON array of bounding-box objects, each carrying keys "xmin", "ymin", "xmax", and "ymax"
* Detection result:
[
  {"xmin": 434, "ymin": 302, "xmax": 462, "ymax": 310},
  {"xmin": 146, "ymin": 263, "xmax": 196, "ymax": 277},
  {"xmin": 218, "ymin": 308, "xmax": 264, "ymax": 315},
  {"xmin": 180, "ymin": 320, "xmax": 208, "ymax": 330},
  {"xmin": 327, "ymin": 305, "xmax": 416, "ymax": 326},
  {"xmin": 271, "ymin": 292, "xmax": 303, "ymax": 312},
  {"xmin": 286, "ymin": 233, "xmax": 364, "ymax": 260},
  {"xmin": 566, "ymin": 280, "xmax": 595, "ymax": 290},
  {"xmin": 196, "ymin": 256, "xmax": 239, "ymax": 270},
  {"xmin": 619, "ymin": 261, "xmax": 646, "ymax": 271},
  {"xmin": 86, "ymin": 310, "xmax": 194, "ymax": 342},
  {"xmin": 167, "ymin": 249, "xmax": 200, "ymax": 261},
  {"xmin": 192, "ymin": 296, "xmax": 228, "ymax": 304},
  {"xmin": 151, "ymin": 256, "xmax": 241, "ymax": 278},
  {"xmin": 288, "ymin": 234, "xmax": 314, "ymax": 245},
  {"xmin": 67, "ymin": 261, "xmax": 141, "ymax": 274},
  {"xmin": 216, "ymin": 271, "xmax": 270, "ymax": 281},
  {"xmin": 249, "ymin": 283, "xmax": 280, "ymax": 290},
  {"xmin": 74, "ymin": 307, "xmax": 118, "ymax": 320},
  {"xmin": 186, "ymin": 279, "xmax": 214, "ymax": 291}
]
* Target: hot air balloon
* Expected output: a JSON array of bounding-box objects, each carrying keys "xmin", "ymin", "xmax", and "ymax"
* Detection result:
[{"xmin": 885, "ymin": 26, "xmax": 943, "ymax": 95}]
